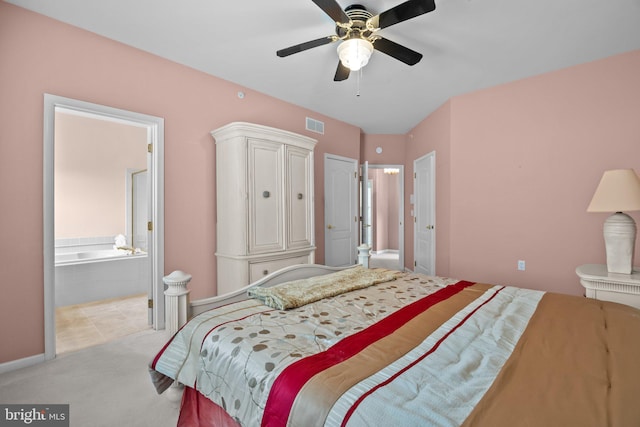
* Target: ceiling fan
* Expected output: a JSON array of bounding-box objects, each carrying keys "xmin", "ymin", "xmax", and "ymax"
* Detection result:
[{"xmin": 276, "ymin": 0, "xmax": 436, "ymax": 81}]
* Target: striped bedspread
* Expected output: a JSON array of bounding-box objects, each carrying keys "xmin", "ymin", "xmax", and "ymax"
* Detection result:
[{"xmin": 150, "ymin": 271, "xmax": 640, "ymax": 427}]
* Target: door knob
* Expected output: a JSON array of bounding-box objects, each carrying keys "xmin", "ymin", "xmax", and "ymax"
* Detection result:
[{"xmin": 327, "ymin": 224, "xmax": 334, "ymax": 229}]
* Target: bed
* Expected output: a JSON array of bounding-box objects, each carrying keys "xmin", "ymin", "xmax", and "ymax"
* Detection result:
[{"xmin": 149, "ymin": 264, "xmax": 640, "ymax": 426}]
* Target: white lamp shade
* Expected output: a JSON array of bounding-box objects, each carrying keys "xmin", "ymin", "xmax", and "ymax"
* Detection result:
[
  {"xmin": 337, "ymin": 38, "xmax": 373, "ymax": 71},
  {"xmin": 587, "ymin": 169, "xmax": 640, "ymax": 213}
]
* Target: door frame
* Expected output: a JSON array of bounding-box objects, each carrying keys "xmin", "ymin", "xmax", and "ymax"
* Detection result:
[
  {"xmin": 363, "ymin": 164, "xmax": 405, "ymax": 270},
  {"xmin": 364, "ymin": 178, "xmax": 373, "ymax": 247},
  {"xmin": 43, "ymin": 94, "xmax": 165, "ymax": 360},
  {"xmin": 324, "ymin": 153, "xmax": 358, "ymax": 266},
  {"xmin": 413, "ymin": 151, "xmax": 436, "ymax": 274}
]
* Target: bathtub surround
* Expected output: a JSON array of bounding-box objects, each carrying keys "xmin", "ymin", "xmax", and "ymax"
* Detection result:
[
  {"xmin": 54, "ymin": 235, "xmax": 149, "ymax": 306},
  {"xmin": 55, "ymin": 250, "xmax": 149, "ymax": 307},
  {"xmin": 55, "ymin": 235, "xmax": 122, "ymax": 255}
]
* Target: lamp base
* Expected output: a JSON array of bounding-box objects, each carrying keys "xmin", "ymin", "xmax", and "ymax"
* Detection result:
[{"xmin": 603, "ymin": 212, "xmax": 636, "ymax": 274}]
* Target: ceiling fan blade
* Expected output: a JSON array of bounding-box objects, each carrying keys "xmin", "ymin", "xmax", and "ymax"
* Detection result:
[
  {"xmin": 373, "ymin": 37, "xmax": 423, "ymax": 65},
  {"xmin": 370, "ymin": 0, "xmax": 436, "ymax": 29},
  {"xmin": 311, "ymin": 0, "xmax": 350, "ymax": 23},
  {"xmin": 334, "ymin": 61, "xmax": 350, "ymax": 81},
  {"xmin": 277, "ymin": 36, "xmax": 335, "ymax": 57}
]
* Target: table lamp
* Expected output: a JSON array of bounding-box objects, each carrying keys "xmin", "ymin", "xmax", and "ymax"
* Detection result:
[{"xmin": 587, "ymin": 169, "xmax": 640, "ymax": 274}]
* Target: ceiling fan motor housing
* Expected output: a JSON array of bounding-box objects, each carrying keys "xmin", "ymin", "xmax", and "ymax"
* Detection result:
[
  {"xmin": 338, "ymin": 4, "xmax": 374, "ymax": 39},
  {"xmin": 345, "ymin": 4, "xmax": 372, "ymax": 20}
]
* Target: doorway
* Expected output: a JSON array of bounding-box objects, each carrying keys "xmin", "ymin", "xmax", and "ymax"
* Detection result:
[
  {"xmin": 362, "ymin": 165, "xmax": 405, "ymax": 271},
  {"xmin": 43, "ymin": 94, "xmax": 165, "ymax": 360}
]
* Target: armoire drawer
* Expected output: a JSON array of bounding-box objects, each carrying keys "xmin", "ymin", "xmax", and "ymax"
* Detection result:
[{"xmin": 249, "ymin": 255, "xmax": 309, "ymax": 283}]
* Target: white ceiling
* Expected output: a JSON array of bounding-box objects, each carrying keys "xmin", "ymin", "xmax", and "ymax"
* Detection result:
[{"xmin": 8, "ymin": 0, "xmax": 640, "ymax": 134}]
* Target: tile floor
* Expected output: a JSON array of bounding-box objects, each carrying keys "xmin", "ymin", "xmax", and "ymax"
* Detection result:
[{"xmin": 55, "ymin": 294, "xmax": 151, "ymax": 354}]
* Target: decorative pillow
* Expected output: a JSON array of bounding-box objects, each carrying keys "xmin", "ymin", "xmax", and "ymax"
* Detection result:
[{"xmin": 248, "ymin": 266, "xmax": 403, "ymax": 310}]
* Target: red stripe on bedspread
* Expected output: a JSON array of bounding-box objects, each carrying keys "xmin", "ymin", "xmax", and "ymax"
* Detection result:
[
  {"xmin": 340, "ymin": 285, "xmax": 505, "ymax": 426},
  {"xmin": 261, "ymin": 280, "xmax": 476, "ymax": 427}
]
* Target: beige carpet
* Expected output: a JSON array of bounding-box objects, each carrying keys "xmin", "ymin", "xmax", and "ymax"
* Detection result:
[
  {"xmin": 0, "ymin": 329, "xmax": 180, "ymax": 426},
  {"xmin": 369, "ymin": 252, "xmax": 401, "ymax": 270}
]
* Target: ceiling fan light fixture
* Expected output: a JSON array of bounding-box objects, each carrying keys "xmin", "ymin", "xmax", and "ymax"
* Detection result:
[{"xmin": 337, "ymin": 38, "xmax": 373, "ymax": 71}]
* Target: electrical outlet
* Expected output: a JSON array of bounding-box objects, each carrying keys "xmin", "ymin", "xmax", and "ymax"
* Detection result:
[{"xmin": 517, "ymin": 260, "xmax": 526, "ymax": 271}]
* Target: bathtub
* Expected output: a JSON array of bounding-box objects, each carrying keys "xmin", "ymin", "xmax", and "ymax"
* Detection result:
[{"xmin": 55, "ymin": 249, "xmax": 149, "ymax": 307}]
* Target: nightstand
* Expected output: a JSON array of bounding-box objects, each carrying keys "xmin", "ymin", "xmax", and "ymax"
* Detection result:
[{"xmin": 576, "ymin": 264, "xmax": 640, "ymax": 309}]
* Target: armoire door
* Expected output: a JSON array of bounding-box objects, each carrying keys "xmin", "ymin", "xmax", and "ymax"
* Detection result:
[
  {"xmin": 286, "ymin": 146, "xmax": 313, "ymax": 249},
  {"xmin": 248, "ymin": 139, "xmax": 284, "ymax": 253}
]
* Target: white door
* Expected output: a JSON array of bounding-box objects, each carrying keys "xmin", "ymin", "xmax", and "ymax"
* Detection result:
[
  {"xmin": 324, "ymin": 154, "xmax": 358, "ymax": 266},
  {"xmin": 414, "ymin": 151, "xmax": 436, "ymax": 275},
  {"xmin": 130, "ymin": 167, "xmax": 153, "ymax": 324},
  {"xmin": 131, "ymin": 170, "xmax": 148, "ymax": 251}
]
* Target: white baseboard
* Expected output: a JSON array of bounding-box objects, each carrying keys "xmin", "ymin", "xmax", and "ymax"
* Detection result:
[{"xmin": 0, "ymin": 353, "xmax": 45, "ymax": 375}]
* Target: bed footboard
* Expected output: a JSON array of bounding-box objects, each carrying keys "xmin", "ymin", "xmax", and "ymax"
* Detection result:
[
  {"xmin": 189, "ymin": 264, "xmax": 356, "ymax": 318},
  {"xmin": 163, "ymin": 264, "xmax": 357, "ymax": 336}
]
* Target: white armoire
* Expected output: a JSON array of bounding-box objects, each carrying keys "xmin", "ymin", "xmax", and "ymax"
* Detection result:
[{"xmin": 211, "ymin": 122, "xmax": 317, "ymax": 294}]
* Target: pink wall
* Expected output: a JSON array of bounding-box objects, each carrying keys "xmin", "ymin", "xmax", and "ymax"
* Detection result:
[
  {"xmin": 0, "ymin": 3, "xmax": 360, "ymax": 364},
  {"xmin": 406, "ymin": 50, "xmax": 640, "ymax": 295},
  {"xmin": 55, "ymin": 112, "xmax": 147, "ymax": 238},
  {"xmin": 361, "ymin": 134, "xmax": 406, "ymax": 164}
]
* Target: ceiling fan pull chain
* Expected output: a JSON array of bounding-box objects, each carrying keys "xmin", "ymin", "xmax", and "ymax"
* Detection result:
[{"xmin": 356, "ymin": 68, "xmax": 362, "ymax": 97}]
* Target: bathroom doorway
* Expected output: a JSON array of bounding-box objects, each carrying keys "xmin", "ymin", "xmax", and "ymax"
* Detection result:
[
  {"xmin": 43, "ymin": 95, "xmax": 165, "ymax": 359},
  {"xmin": 364, "ymin": 165, "xmax": 404, "ymax": 270}
]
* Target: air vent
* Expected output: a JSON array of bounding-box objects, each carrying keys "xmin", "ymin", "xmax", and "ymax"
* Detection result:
[{"xmin": 306, "ymin": 117, "xmax": 325, "ymax": 135}]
